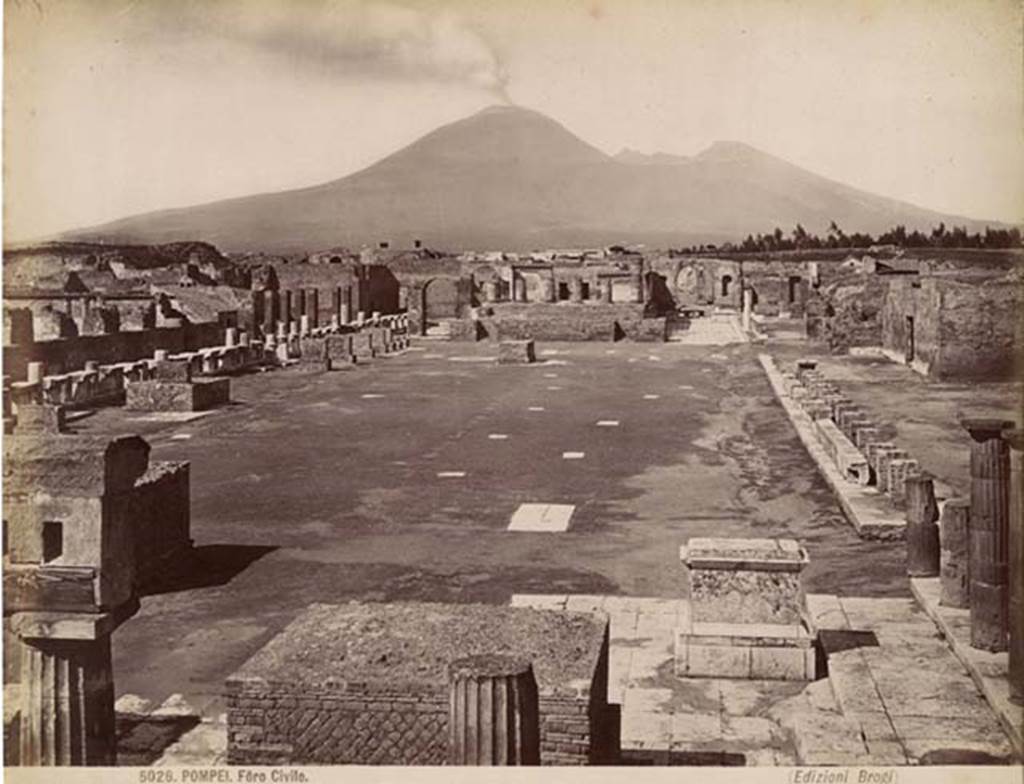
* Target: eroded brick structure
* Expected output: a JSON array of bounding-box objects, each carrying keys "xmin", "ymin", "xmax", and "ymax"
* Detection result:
[{"xmin": 226, "ymin": 602, "xmax": 616, "ymax": 766}]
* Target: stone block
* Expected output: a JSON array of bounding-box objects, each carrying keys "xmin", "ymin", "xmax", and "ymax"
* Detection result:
[
  {"xmin": 814, "ymin": 419, "xmax": 870, "ymax": 485},
  {"xmin": 497, "ymin": 340, "xmax": 536, "ymax": 364},
  {"xmin": 125, "ymin": 378, "xmax": 229, "ymax": 412},
  {"xmin": 152, "ymin": 359, "xmax": 192, "ymax": 383},
  {"xmin": 679, "ymin": 641, "xmax": 750, "ymax": 678}
]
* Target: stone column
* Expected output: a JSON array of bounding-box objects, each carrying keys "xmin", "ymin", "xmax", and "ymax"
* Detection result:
[
  {"xmin": 153, "ymin": 350, "xmax": 168, "ymax": 362},
  {"xmin": 905, "ymin": 475, "xmax": 940, "ymax": 577},
  {"xmin": 448, "ymin": 654, "xmax": 540, "ymax": 766},
  {"xmin": 308, "ymin": 289, "xmax": 319, "ymax": 328},
  {"xmin": 742, "ymin": 288, "xmax": 753, "ymax": 332},
  {"xmin": 1005, "ymin": 429, "xmax": 1024, "ymax": 703},
  {"xmin": 224, "ymin": 327, "xmax": 238, "ymax": 347},
  {"xmin": 16, "ymin": 634, "xmax": 116, "ymax": 766},
  {"xmin": 603, "ymin": 281, "xmax": 613, "ymax": 304},
  {"xmin": 940, "ymin": 498, "xmax": 971, "ymax": 608},
  {"xmin": 963, "ymin": 418, "xmax": 1014, "ymax": 652},
  {"xmin": 569, "ymin": 277, "xmax": 583, "ymax": 304},
  {"xmin": 631, "ymin": 268, "xmax": 644, "ymax": 303},
  {"xmin": 512, "ymin": 275, "xmax": 526, "ymax": 303},
  {"xmin": 263, "ymin": 291, "xmax": 277, "ymax": 336},
  {"xmin": 340, "ymin": 303, "xmax": 350, "ymax": 326},
  {"xmin": 297, "ymin": 289, "xmax": 307, "ymax": 319},
  {"xmin": 299, "ymin": 315, "xmax": 310, "ymax": 336},
  {"xmin": 282, "ymin": 291, "xmax": 293, "ymax": 326},
  {"xmin": 332, "ymin": 288, "xmax": 342, "ymax": 324}
]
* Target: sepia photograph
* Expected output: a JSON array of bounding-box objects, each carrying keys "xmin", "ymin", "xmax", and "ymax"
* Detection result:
[{"xmin": 1, "ymin": 0, "xmax": 1022, "ymax": 779}]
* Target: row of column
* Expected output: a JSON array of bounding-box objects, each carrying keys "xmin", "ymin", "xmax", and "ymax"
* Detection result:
[
  {"xmin": 485, "ymin": 273, "xmax": 643, "ymax": 305},
  {"xmin": 904, "ymin": 419, "xmax": 1022, "ymax": 704},
  {"xmin": 257, "ymin": 287, "xmax": 360, "ymax": 338}
]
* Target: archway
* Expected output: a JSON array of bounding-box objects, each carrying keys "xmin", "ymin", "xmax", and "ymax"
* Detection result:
[{"xmin": 422, "ymin": 277, "xmax": 460, "ymax": 327}]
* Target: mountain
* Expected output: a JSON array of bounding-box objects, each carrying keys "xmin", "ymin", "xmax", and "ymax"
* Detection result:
[{"xmin": 60, "ymin": 105, "xmax": 1000, "ymax": 253}]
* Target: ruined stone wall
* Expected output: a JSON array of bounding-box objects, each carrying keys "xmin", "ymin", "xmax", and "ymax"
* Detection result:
[
  {"xmin": 128, "ymin": 461, "xmax": 191, "ymax": 590},
  {"xmin": 935, "ymin": 276, "xmax": 1021, "ymax": 381},
  {"xmin": 2, "ymin": 322, "xmax": 224, "ymax": 381},
  {"xmin": 478, "ymin": 303, "xmax": 665, "ymax": 342},
  {"xmin": 880, "ymin": 278, "xmax": 941, "ymax": 370},
  {"xmin": 741, "ymin": 260, "xmax": 809, "ymax": 316},
  {"xmin": 805, "ymin": 273, "xmax": 887, "ymax": 352}
]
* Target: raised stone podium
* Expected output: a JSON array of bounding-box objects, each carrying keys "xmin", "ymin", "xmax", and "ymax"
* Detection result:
[{"xmin": 675, "ymin": 537, "xmax": 817, "ymax": 681}]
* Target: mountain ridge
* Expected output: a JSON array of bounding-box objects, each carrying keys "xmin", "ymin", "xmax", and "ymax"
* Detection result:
[{"xmin": 58, "ymin": 104, "xmax": 1003, "ymax": 253}]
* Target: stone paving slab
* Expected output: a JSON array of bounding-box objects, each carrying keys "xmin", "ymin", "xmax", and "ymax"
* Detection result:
[{"xmin": 911, "ymin": 576, "xmax": 1023, "ymax": 759}]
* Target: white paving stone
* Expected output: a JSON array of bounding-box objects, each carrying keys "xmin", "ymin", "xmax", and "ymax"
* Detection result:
[
  {"xmin": 436, "ymin": 471, "xmax": 466, "ymax": 478},
  {"xmin": 643, "ymin": 394, "xmax": 661, "ymax": 400},
  {"xmin": 528, "ymin": 406, "xmax": 545, "ymax": 412},
  {"xmin": 488, "ymin": 433, "xmax": 509, "ymax": 440},
  {"xmin": 170, "ymin": 434, "xmax": 192, "ymax": 440},
  {"xmin": 508, "ymin": 503, "xmax": 575, "ymax": 532},
  {"xmin": 562, "ymin": 452, "xmax": 585, "ymax": 460},
  {"xmin": 361, "ymin": 393, "xmax": 385, "ymax": 399},
  {"xmin": 597, "ymin": 420, "xmax": 620, "ymax": 427}
]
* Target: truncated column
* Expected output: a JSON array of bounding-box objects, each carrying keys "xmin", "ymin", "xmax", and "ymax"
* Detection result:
[
  {"xmin": 963, "ymin": 418, "xmax": 1013, "ymax": 652},
  {"xmin": 905, "ymin": 475, "xmax": 940, "ymax": 577},
  {"xmin": 448, "ymin": 654, "xmax": 539, "ymax": 766},
  {"xmin": 1005, "ymin": 428, "xmax": 1024, "ymax": 703},
  {"xmin": 939, "ymin": 498, "xmax": 971, "ymax": 608}
]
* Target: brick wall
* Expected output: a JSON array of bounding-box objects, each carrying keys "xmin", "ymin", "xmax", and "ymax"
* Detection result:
[
  {"xmin": 127, "ymin": 461, "xmax": 192, "ymax": 591},
  {"xmin": 226, "ymin": 629, "xmax": 616, "ymax": 766},
  {"xmin": 480, "ymin": 303, "xmax": 665, "ymax": 343}
]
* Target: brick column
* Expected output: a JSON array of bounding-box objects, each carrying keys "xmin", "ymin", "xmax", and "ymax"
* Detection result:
[
  {"xmin": 905, "ymin": 475, "xmax": 940, "ymax": 576},
  {"xmin": 963, "ymin": 418, "xmax": 1014, "ymax": 651},
  {"xmin": 448, "ymin": 654, "xmax": 539, "ymax": 766},
  {"xmin": 1005, "ymin": 428, "xmax": 1024, "ymax": 703}
]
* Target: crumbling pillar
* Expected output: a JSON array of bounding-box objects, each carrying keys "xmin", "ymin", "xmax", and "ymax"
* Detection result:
[
  {"xmin": 940, "ymin": 498, "xmax": 971, "ymax": 608},
  {"xmin": 332, "ymin": 288, "xmax": 342, "ymax": 324},
  {"xmin": 1005, "ymin": 429, "xmax": 1024, "ymax": 703},
  {"xmin": 263, "ymin": 290, "xmax": 277, "ymax": 336},
  {"xmin": 282, "ymin": 291, "xmax": 293, "ymax": 326},
  {"xmin": 963, "ymin": 418, "xmax": 1014, "ymax": 652},
  {"xmin": 742, "ymin": 288, "xmax": 753, "ymax": 332},
  {"xmin": 299, "ymin": 315, "xmax": 310, "ymax": 336},
  {"xmin": 447, "ymin": 654, "xmax": 540, "ymax": 766},
  {"xmin": 340, "ymin": 303, "xmax": 351, "ymax": 326},
  {"xmin": 569, "ymin": 277, "xmax": 583, "ymax": 304},
  {"xmin": 308, "ymin": 289, "xmax": 319, "ymax": 328},
  {"xmin": 905, "ymin": 475, "xmax": 940, "ymax": 577},
  {"xmin": 225, "ymin": 328, "xmax": 238, "ymax": 347},
  {"xmin": 297, "ymin": 290, "xmax": 307, "ymax": 319}
]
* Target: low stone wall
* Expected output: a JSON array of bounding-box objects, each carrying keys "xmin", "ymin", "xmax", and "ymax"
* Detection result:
[
  {"xmin": 478, "ymin": 303, "xmax": 666, "ymax": 343},
  {"xmin": 226, "ymin": 602, "xmax": 615, "ymax": 766}
]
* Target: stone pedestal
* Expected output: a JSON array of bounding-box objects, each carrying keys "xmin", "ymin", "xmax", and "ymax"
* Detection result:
[
  {"xmin": 963, "ymin": 418, "xmax": 1013, "ymax": 652},
  {"xmin": 339, "ymin": 303, "xmax": 351, "ymax": 325},
  {"xmin": 906, "ymin": 475, "xmax": 940, "ymax": 577},
  {"xmin": 447, "ymin": 654, "xmax": 540, "ymax": 766},
  {"xmin": 497, "ymin": 340, "xmax": 536, "ymax": 365},
  {"xmin": 676, "ymin": 537, "xmax": 815, "ymax": 680},
  {"xmin": 940, "ymin": 498, "xmax": 971, "ymax": 608},
  {"xmin": 742, "ymin": 288, "xmax": 753, "ymax": 332},
  {"xmin": 225, "ymin": 328, "xmax": 238, "ymax": 347}
]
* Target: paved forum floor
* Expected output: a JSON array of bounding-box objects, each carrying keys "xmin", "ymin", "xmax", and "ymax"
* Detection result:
[{"xmin": 74, "ymin": 338, "xmax": 911, "ymax": 730}]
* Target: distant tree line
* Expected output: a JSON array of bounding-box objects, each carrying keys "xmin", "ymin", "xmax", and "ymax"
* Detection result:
[{"xmin": 676, "ymin": 222, "xmax": 1023, "ymax": 254}]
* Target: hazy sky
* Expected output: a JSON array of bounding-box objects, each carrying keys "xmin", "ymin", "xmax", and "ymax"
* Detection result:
[{"xmin": 4, "ymin": 0, "xmax": 1022, "ymax": 242}]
